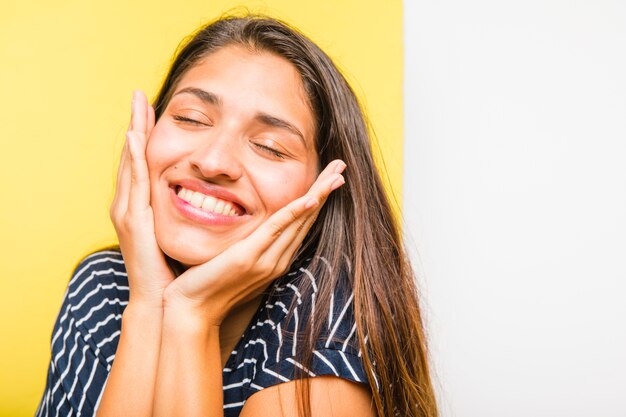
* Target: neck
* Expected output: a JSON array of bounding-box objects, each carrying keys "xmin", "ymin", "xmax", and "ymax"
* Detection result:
[{"xmin": 218, "ymin": 294, "xmax": 265, "ymax": 367}]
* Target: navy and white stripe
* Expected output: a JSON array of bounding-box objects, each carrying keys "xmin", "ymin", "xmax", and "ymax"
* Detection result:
[{"xmin": 36, "ymin": 250, "xmax": 369, "ymax": 417}]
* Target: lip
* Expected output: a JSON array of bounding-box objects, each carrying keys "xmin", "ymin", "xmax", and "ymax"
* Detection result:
[
  {"xmin": 172, "ymin": 179, "xmax": 248, "ymax": 213},
  {"xmin": 169, "ymin": 179, "xmax": 249, "ymax": 226}
]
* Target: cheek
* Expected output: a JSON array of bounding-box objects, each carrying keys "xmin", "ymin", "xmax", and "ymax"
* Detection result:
[
  {"xmin": 255, "ymin": 166, "xmax": 318, "ymax": 214},
  {"xmin": 146, "ymin": 124, "xmax": 185, "ymax": 176}
]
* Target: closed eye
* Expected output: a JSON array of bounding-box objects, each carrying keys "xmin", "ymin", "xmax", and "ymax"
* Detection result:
[
  {"xmin": 253, "ymin": 143, "xmax": 286, "ymax": 159},
  {"xmin": 172, "ymin": 115, "xmax": 210, "ymax": 126}
]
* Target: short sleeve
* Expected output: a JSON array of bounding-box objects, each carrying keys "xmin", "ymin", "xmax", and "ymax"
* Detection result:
[
  {"xmin": 251, "ymin": 348, "xmax": 368, "ymax": 389},
  {"xmin": 246, "ymin": 263, "xmax": 371, "ymax": 394},
  {"xmin": 35, "ymin": 250, "xmax": 129, "ymax": 417}
]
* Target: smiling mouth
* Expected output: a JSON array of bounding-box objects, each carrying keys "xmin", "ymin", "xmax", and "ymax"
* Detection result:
[{"xmin": 175, "ymin": 186, "xmax": 244, "ymax": 217}]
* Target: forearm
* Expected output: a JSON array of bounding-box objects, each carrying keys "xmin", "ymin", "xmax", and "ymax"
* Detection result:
[
  {"xmin": 96, "ymin": 302, "xmax": 163, "ymax": 417},
  {"xmin": 153, "ymin": 306, "xmax": 224, "ymax": 417}
]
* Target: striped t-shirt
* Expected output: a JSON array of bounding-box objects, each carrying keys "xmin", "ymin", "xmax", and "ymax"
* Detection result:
[{"xmin": 36, "ymin": 250, "xmax": 369, "ymax": 416}]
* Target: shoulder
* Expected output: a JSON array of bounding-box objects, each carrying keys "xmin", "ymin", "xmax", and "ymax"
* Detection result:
[
  {"xmin": 51, "ymin": 249, "xmax": 129, "ymax": 360},
  {"xmin": 238, "ymin": 258, "xmax": 370, "ymax": 390},
  {"xmin": 61, "ymin": 248, "xmax": 128, "ymax": 313},
  {"xmin": 66, "ymin": 248, "xmax": 127, "ymax": 296},
  {"xmin": 60, "ymin": 248, "xmax": 129, "ymax": 335},
  {"xmin": 240, "ymin": 376, "xmax": 375, "ymax": 417},
  {"xmin": 54, "ymin": 248, "xmax": 128, "ymax": 335},
  {"xmin": 37, "ymin": 249, "xmax": 128, "ymax": 416}
]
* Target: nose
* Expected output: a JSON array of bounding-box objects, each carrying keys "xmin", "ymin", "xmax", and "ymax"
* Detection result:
[{"xmin": 187, "ymin": 130, "xmax": 243, "ymax": 181}]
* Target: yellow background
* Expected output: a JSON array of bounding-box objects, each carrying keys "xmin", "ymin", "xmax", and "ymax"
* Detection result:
[{"xmin": 0, "ymin": 0, "xmax": 402, "ymax": 414}]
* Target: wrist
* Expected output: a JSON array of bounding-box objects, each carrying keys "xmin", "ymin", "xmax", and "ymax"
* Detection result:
[
  {"xmin": 162, "ymin": 304, "xmax": 221, "ymax": 338},
  {"xmin": 122, "ymin": 300, "xmax": 163, "ymax": 325},
  {"xmin": 128, "ymin": 287, "xmax": 166, "ymax": 309},
  {"xmin": 162, "ymin": 285, "xmax": 227, "ymax": 326}
]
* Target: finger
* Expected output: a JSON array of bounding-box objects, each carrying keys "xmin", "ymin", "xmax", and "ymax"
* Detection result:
[
  {"xmin": 111, "ymin": 139, "xmax": 131, "ymax": 216},
  {"xmin": 127, "ymin": 131, "xmax": 151, "ymax": 211},
  {"xmin": 300, "ymin": 159, "xmax": 346, "ymax": 208},
  {"xmin": 113, "ymin": 140, "xmax": 128, "ymax": 199},
  {"xmin": 246, "ymin": 194, "xmax": 316, "ymax": 256},
  {"xmin": 253, "ymin": 159, "xmax": 344, "ymax": 244},
  {"xmin": 270, "ymin": 206, "xmax": 321, "ymax": 273},
  {"xmin": 244, "ymin": 163, "xmax": 345, "ymax": 259},
  {"xmin": 130, "ymin": 90, "xmax": 149, "ymax": 135},
  {"xmin": 278, "ymin": 159, "xmax": 346, "ymax": 261},
  {"xmin": 268, "ymin": 210, "xmax": 319, "ymax": 274},
  {"xmin": 114, "ymin": 91, "xmax": 146, "ymax": 214},
  {"xmin": 146, "ymin": 104, "xmax": 156, "ymax": 138},
  {"xmin": 264, "ymin": 191, "xmax": 324, "ymax": 264},
  {"xmin": 255, "ymin": 161, "xmax": 345, "ymax": 266}
]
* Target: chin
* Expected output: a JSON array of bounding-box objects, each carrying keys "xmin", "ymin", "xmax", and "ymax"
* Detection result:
[
  {"xmin": 161, "ymin": 243, "xmax": 218, "ymax": 267},
  {"xmin": 155, "ymin": 229, "xmax": 221, "ymax": 268}
]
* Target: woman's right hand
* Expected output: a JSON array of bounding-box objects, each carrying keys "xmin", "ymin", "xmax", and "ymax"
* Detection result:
[{"xmin": 109, "ymin": 91, "xmax": 175, "ymax": 307}]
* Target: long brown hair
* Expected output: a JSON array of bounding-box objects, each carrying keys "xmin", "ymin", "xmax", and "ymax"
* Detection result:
[{"xmin": 152, "ymin": 14, "xmax": 438, "ymax": 417}]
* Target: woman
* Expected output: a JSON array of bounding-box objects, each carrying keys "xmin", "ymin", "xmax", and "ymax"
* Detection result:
[{"xmin": 36, "ymin": 14, "xmax": 438, "ymax": 417}]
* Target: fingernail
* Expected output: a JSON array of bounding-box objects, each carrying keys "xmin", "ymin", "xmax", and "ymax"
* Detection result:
[
  {"xmin": 133, "ymin": 90, "xmax": 141, "ymax": 101},
  {"xmin": 330, "ymin": 176, "xmax": 345, "ymax": 191},
  {"xmin": 305, "ymin": 197, "xmax": 319, "ymax": 209},
  {"xmin": 334, "ymin": 161, "xmax": 347, "ymax": 174}
]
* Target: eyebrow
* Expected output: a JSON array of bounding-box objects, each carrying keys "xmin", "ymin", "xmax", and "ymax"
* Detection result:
[
  {"xmin": 255, "ymin": 113, "xmax": 307, "ymax": 149},
  {"xmin": 173, "ymin": 87, "xmax": 222, "ymax": 106},
  {"xmin": 172, "ymin": 86, "xmax": 308, "ymax": 148}
]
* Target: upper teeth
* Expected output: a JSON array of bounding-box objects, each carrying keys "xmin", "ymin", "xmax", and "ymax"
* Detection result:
[{"xmin": 177, "ymin": 187, "xmax": 240, "ymax": 216}]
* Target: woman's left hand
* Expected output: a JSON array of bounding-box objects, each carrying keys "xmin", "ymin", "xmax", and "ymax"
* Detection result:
[{"xmin": 161, "ymin": 159, "xmax": 346, "ymax": 325}]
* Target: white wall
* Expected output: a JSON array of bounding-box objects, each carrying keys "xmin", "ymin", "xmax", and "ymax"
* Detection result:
[{"xmin": 403, "ymin": 1, "xmax": 626, "ymax": 416}]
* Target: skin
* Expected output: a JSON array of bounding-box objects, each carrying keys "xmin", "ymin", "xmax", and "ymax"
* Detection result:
[
  {"xmin": 147, "ymin": 46, "xmax": 322, "ymax": 267},
  {"xmin": 98, "ymin": 46, "xmax": 375, "ymax": 417}
]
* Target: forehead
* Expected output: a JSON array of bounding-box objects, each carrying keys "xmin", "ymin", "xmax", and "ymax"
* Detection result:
[{"xmin": 172, "ymin": 45, "xmax": 316, "ymax": 144}]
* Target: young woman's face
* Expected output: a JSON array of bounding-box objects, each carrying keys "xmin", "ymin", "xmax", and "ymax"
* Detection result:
[{"xmin": 146, "ymin": 45, "xmax": 319, "ymax": 266}]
